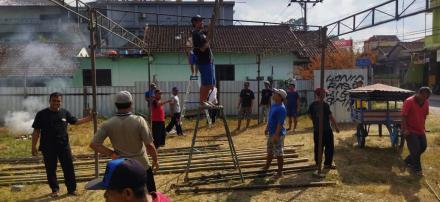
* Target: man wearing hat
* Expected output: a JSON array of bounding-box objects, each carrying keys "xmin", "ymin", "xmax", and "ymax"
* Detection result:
[
  {"xmin": 86, "ymin": 158, "xmax": 171, "ymax": 202},
  {"xmin": 308, "ymin": 88, "xmax": 340, "ymax": 170},
  {"xmin": 260, "ymin": 81, "xmax": 273, "ymax": 123},
  {"xmin": 191, "ymin": 15, "xmax": 216, "ymax": 106},
  {"xmin": 237, "ymin": 82, "xmax": 255, "ymax": 130},
  {"xmin": 166, "ymin": 87, "xmax": 183, "ymax": 136},
  {"xmin": 90, "ymin": 91, "xmax": 159, "ymax": 192},
  {"xmin": 263, "ymin": 88, "xmax": 287, "ymax": 179}
]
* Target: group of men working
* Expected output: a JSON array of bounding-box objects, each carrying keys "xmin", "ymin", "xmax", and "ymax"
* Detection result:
[{"xmin": 28, "ymin": 13, "xmax": 432, "ymax": 200}]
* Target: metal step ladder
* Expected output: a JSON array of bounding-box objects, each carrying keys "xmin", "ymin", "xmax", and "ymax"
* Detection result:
[
  {"xmin": 181, "ymin": 76, "xmax": 212, "ymax": 127},
  {"xmin": 184, "ymin": 105, "xmax": 244, "ymax": 183}
]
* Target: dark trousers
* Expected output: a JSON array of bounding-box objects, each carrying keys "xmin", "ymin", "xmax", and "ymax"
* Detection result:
[
  {"xmin": 166, "ymin": 113, "xmax": 183, "ymax": 135},
  {"xmin": 405, "ymin": 134, "xmax": 427, "ymax": 171},
  {"xmin": 146, "ymin": 167, "xmax": 156, "ymax": 192},
  {"xmin": 313, "ymin": 130, "xmax": 334, "ymax": 166},
  {"xmin": 209, "ymin": 109, "xmax": 218, "ymax": 123},
  {"xmin": 42, "ymin": 146, "xmax": 76, "ymax": 193},
  {"xmin": 152, "ymin": 121, "xmax": 166, "ymax": 149}
]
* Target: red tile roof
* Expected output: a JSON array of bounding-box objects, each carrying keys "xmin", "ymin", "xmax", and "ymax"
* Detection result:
[{"xmin": 140, "ymin": 25, "xmax": 326, "ymax": 58}]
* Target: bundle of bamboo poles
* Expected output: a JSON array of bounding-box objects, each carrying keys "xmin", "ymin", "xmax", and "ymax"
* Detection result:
[{"xmin": 0, "ymin": 144, "xmax": 307, "ymax": 186}]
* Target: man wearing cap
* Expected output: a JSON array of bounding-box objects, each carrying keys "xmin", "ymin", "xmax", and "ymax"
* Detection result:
[
  {"xmin": 191, "ymin": 15, "xmax": 216, "ymax": 106},
  {"xmin": 286, "ymin": 83, "xmax": 300, "ymax": 131},
  {"xmin": 308, "ymin": 88, "xmax": 340, "ymax": 170},
  {"xmin": 402, "ymin": 87, "xmax": 431, "ymax": 176},
  {"xmin": 86, "ymin": 158, "xmax": 171, "ymax": 202},
  {"xmin": 90, "ymin": 91, "xmax": 159, "ymax": 192},
  {"xmin": 237, "ymin": 82, "xmax": 255, "ymax": 130},
  {"xmin": 260, "ymin": 81, "xmax": 272, "ymax": 123},
  {"xmin": 263, "ymin": 88, "xmax": 287, "ymax": 179},
  {"xmin": 166, "ymin": 87, "xmax": 183, "ymax": 136},
  {"xmin": 31, "ymin": 92, "xmax": 92, "ymax": 197}
]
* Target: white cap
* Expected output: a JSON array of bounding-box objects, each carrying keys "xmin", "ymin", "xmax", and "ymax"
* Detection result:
[
  {"xmin": 115, "ymin": 91, "xmax": 133, "ymax": 104},
  {"xmin": 273, "ymin": 88, "xmax": 287, "ymax": 99}
]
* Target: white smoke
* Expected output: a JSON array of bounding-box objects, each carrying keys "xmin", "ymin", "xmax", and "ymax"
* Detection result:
[{"xmin": 4, "ymin": 97, "xmax": 46, "ymax": 137}]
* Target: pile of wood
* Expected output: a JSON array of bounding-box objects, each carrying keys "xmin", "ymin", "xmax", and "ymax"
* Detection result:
[{"xmin": 0, "ymin": 144, "xmax": 309, "ymax": 186}]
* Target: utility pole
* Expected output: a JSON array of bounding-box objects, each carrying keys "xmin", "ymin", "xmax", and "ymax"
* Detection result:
[
  {"xmin": 88, "ymin": 8, "xmax": 99, "ymax": 178},
  {"xmin": 289, "ymin": 0, "xmax": 323, "ymax": 31},
  {"xmin": 317, "ymin": 26, "xmax": 327, "ymax": 176},
  {"xmin": 257, "ymin": 54, "xmax": 261, "ymax": 124}
]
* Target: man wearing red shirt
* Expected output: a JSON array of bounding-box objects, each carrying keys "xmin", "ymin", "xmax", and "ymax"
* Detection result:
[{"xmin": 401, "ymin": 87, "xmax": 431, "ymax": 176}]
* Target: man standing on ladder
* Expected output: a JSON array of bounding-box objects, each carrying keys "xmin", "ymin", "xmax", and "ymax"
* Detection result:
[{"xmin": 191, "ymin": 15, "xmax": 216, "ymax": 107}]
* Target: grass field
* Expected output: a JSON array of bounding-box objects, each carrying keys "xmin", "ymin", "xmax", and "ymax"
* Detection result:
[{"xmin": 0, "ymin": 112, "xmax": 439, "ymax": 202}]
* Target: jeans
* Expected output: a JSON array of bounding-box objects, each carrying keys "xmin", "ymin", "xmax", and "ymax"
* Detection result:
[{"xmin": 405, "ymin": 134, "xmax": 427, "ymax": 172}]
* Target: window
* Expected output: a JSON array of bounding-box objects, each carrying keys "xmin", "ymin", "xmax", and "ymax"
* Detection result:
[
  {"xmin": 215, "ymin": 65, "xmax": 235, "ymax": 81},
  {"xmin": 83, "ymin": 69, "xmax": 112, "ymax": 86}
]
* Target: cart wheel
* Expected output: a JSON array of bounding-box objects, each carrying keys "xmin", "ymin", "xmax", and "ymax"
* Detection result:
[{"xmin": 356, "ymin": 124, "xmax": 367, "ymax": 148}]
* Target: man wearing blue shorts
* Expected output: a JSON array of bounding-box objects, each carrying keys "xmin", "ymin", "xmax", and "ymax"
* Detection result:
[
  {"xmin": 286, "ymin": 83, "xmax": 300, "ymax": 131},
  {"xmin": 263, "ymin": 88, "xmax": 287, "ymax": 179},
  {"xmin": 191, "ymin": 15, "xmax": 215, "ymax": 106}
]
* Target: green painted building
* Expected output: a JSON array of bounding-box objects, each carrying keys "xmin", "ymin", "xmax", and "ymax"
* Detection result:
[{"xmin": 73, "ymin": 25, "xmax": 319, "ymax": 87}]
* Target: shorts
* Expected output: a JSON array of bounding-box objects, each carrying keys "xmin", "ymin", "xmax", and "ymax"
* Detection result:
[
  {"xmin": 188, "ymin": 52, "xmax": 197, "ymax": 65},
  {"xmin": 267, "ymin": 135, "xmax": 285, "ymax": 157},
  {"xmin": 197, "ymin": 63, "xmax": 216, "ymax": 86},
  {"xmin": 286, "ymin": 106, "xmax": 298, "ymax": 117},
  {"xmin": 239, "ymin": 107, "xmax": 251, "ymax": 119}
]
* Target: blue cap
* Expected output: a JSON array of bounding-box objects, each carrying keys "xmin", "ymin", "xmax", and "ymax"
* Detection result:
[{"xmin": 85, "ymin": 158, "xmax": 147, "ymax": 190}]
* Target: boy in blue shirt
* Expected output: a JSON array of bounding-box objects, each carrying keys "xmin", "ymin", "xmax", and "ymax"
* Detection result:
[{"xmin": 263, "ymin": 88, "xmax": 287, "ymax": 179}]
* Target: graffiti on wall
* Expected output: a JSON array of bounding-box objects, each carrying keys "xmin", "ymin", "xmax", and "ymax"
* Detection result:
[{"xmin": 325, "ymin": 74, "xmax": 364, "ymax": 108}]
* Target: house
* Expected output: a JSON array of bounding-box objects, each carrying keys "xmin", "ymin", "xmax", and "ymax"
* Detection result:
[
  {"xmin": 88, "ymin": 0, "xmax": 235, "ymax": 48},
  {"xmin": 424, "ymin": 0, "xmax": 440, "ymax": 92},
  {"xmin": 0, "ymin": 0, "xmax": 82, "ymax": 41},
  {"xmin": 374, "ymin": 40, "xmax": 426, "ymax": 88},
  {"xmin": 72, "ymin": 25, "xmax": 322, "ymax": 87},
  {"xmin": 363, "ymin": 35, "xmax": 400, "ymax": 53},
  {"xmin": 0, "ymin": 43, "xmax": 81, "ymax": 87}
]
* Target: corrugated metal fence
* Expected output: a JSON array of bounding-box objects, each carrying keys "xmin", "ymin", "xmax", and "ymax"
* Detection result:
[{"xmin": 0, "ymin": 80, "xmax": 314, "ymax": 122}]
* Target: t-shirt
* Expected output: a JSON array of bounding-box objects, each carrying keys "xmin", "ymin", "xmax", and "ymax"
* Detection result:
[
  {"xmin": 261, "ymin": 89, "xmax": 272, "ymax": 105},
  {"xmin": 240, "ymin": 89, "xmax": 255, "ymax": 108},
  {"xmin": 169, "ymin": 95, "xmax": 181, "ymax": 114},
  {"xmin": 286, "ymin": 91, "xmax": 299, "ymax": 110},
  {"xmin": 32, "ymin": 108, "xmax": 77, "ymax": 151},
  {"xmin": 267, "ymin": 103, "xmax": 287, "ymax": 136},
  {"xmin": 151, "ymin": 192, "xmax": 171, "ymax": 202},
  {"xmin": 308, "ymin": 101, "xmax": 333, "ymax": 133},
  {"xmin": 192, "ymin": 29, "xmax": 212, "ymax": 65},
  {"xmin": 402, "ymin": 95, "xmax": 429, "ymax": 135},
  {"xmin": 151, "ymin": 100, "xmax": 165, "ymax": 122},
  {"xmin": 92, "ymin": 113, "xmax": 154, "ymax": 168},
  {"xmin": 144, "ymin": 90, "xmax": 155, "ymax": 106}
]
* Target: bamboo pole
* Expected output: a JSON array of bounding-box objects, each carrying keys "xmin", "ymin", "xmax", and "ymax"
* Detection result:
[
  {"xmin": 175, "ymin": 181, "xmax": 337, "ymax": 193},
  {"xmin": 178, "ymin": 165, "xmax": 317, "ymax": 187},
  {"xmin": 0, "ymin": 159, "xmax": 309, "ymax": 185},
  {"xmin": 185, "ymin": 164, "xmax": 316, "ymax": 182},
  {"xmin": 0, "ymin": 148, "xmax": 297, "ymax": 172}
]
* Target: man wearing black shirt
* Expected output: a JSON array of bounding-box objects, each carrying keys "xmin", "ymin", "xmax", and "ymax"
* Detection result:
[
  {"xmin": 260, "ymin": 81, "xmax": 272, "ymax": 123},
  {"xmin": 31, "ymin": 92, "xmax": 91, "ymax": 197},
  {"xmin": 191, "ymin": 15, "xmax": 216, "ymax": 106},
  {"xmin": 237, "ymin": 82, "xmax": 255, "ymax": 130},
  {"xmin": 308, "ymin": 88, "xmax": 339, "ymax": 170}
]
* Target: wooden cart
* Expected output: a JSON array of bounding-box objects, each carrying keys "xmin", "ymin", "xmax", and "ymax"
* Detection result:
[{"xmin": 348, "ymin": 84, "xmax": 414, "ymax": 149}]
